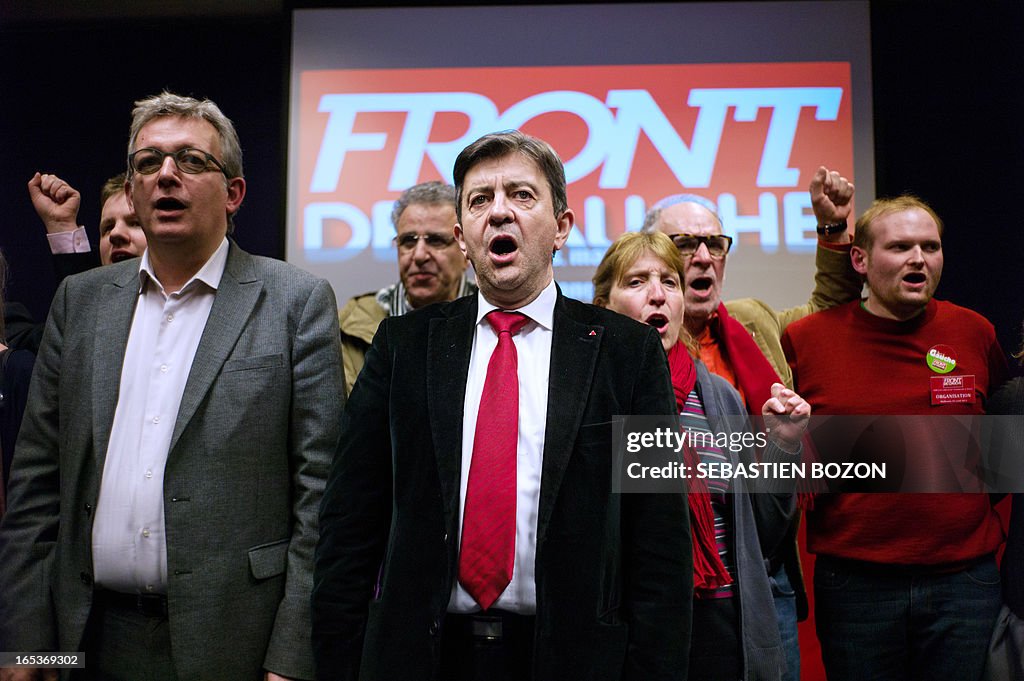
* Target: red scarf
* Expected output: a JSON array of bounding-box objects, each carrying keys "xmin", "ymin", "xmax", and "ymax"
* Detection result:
[
  {"xmin": 668, "ymin": 342, "xmax": 731, "ymax": 595},
  {"xmin": 712, "ymin": 303, "xmax": 780, "ymax": 412}
]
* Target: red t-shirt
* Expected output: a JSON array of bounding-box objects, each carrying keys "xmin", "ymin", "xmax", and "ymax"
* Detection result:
[{"xmin": 782, "ymin": 299, "xmax": 1008, "ymax": 566}]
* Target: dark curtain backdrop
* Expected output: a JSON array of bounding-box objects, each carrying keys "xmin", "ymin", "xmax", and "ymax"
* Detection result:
[
  {"xmin": 0, "ymin": 14, "xmax": 288, "ymax": 321},
  {"xmin": 2, "ymin": 1, "xmax": 1022, "ymax": 356}
]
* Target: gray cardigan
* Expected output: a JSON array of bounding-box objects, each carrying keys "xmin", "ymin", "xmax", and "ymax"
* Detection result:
[{"xmin": 693, "ymin": 359, "xmax": 799, "ymax": 681}]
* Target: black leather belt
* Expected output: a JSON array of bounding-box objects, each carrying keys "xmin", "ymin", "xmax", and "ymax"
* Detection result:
[
  {"xmin": 444, "ymin": 610, "xmax": 535, "ymax": 642},
  {"xmin": 94, "ymin": 589, "xmax": 168, "ymax": 618},
  {"xmin": 440, "ymin": 610, "xmax": 536, "ymax": 680}
]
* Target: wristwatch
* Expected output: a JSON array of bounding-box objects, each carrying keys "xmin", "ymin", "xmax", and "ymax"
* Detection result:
[{"xmin": 816, "ymin": 221, "xmax": 847, "ymax": 236}]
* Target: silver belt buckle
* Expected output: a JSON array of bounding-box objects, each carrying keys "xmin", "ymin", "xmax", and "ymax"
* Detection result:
[{"xmin": 470, "ymin": 615, "xmax": 503, "ymax": 641}]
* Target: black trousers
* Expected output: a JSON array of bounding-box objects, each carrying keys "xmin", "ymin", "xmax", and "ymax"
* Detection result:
[
  {"xmin": 688, "ymin": 596, "xmax": 742, "ymax": 681},
  {"xmin": 439, "ymin": 610, "xmax": 536, "ymax": 681}
]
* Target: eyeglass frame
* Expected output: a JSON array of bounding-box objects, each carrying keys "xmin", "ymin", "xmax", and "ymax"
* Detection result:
[
  {"xmin": 669, "ymin": 233, "xmax": 733, "ymax": 259},
  {"xmin": 128, "ymin": 147, "xmax": 227, "ymax": 176},
  {"xmin": 392, "ymin": 232, "xmax": 458, "ymax": 252}
]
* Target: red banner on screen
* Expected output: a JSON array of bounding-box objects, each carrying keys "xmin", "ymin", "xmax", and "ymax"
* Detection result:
[{"xmin": 296, "ymin": 62, "xmax": 853, "ymax": 266}]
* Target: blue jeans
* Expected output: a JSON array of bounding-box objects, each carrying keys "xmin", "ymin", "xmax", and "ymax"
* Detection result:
[
  {"xmin": 814, "ymin": 555, "xmax": 1001, "ymax": 681},
  {"xmin": 769, "ymin": 564, "xmax": 800, "ymax": 681}
]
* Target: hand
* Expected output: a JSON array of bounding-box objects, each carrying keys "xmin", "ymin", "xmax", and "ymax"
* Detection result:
[
  {"xmin": 809, "ymin": 165, "xmax": 855, "ymax": 231},
  {"xmin": 27, "ymin": 172, "xmax": 81, "ymax": 235},
  {"xmin": 0, "ymin": 668, "xmax": 58, "ymax": 681},
  {"xmin": 265, "ymin": 672, "xmax": 293, "ymax": 681},
  {"xmin": 762, "ymin": 383, "xmax": 811, "ymax": 452}
]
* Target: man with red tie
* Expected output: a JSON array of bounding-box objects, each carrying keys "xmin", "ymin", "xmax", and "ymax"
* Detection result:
[{"xmin": 313, "ymin": 131, "xmax": 692, "ymax": 681}]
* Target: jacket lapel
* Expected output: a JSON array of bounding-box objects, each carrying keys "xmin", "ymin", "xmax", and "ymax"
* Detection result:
[
  {"xmin": 169, "ymin": 243, "xmax": 262, "ymax": 454},
  {"xmin": 538, "ymin": 293, "xmax": 603, "ymax": 537},
  {"xmin": 92, "ymin": 265, "xmax": 144, "ymax": 471},
  {"xmin": 427, "ymin": 296, "xmax": 477, "ymax": 532}
]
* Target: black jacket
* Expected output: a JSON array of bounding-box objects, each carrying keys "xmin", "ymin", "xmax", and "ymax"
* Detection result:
[{"xmin": 314, "ymin": 291, "xmax": 692, "ymax": 681}]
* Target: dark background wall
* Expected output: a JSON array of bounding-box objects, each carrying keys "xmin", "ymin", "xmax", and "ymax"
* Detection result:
[
  {"xmin": 0, "ymin": 8, "xmax": 289, "ymax": 312},
  {"xmin": 869, "ymin": 1, "xmax": 1024, "ymax": 360},
  {"xmin": 2, "ymin": 1, "xmax": 1022, "ymax": 356}
]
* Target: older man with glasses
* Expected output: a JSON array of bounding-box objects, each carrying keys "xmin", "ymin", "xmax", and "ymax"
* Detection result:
[
  {"xmin": 339, "ymin": 181, "xmax": 475, "ymax": 395},
  {"xmin": 641, "ymin": 167, "xmax": 862, "ymax": 681}
]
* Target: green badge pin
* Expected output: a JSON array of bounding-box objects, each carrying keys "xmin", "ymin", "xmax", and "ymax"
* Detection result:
[{"xmin": 927, "ymin": 345, "xmax": 957, "ymax": 374}]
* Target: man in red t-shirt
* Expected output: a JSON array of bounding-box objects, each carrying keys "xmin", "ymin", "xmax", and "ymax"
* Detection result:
[{"xmin": 782, "ymin": 196, "xmax": 1008, "ymax": 681}]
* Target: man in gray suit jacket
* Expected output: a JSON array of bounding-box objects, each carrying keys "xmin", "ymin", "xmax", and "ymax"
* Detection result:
[{"xmin": 0, "ymin": 93, "xmax": 344, "ymax": 681}]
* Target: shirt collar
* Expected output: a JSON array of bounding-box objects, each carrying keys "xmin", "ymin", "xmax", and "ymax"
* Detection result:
[
  {"xmin": 475, "ymin": 279, "xmax": 557, "ymax": 331},
  {"xmin": 137, "ymin": 238, "xmax": 230, "ymax": 295}
]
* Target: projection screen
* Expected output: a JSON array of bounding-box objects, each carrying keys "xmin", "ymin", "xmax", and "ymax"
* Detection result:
[{"xmin": 288, "ymin": 1, "xmax": 873, "ymax": 307}]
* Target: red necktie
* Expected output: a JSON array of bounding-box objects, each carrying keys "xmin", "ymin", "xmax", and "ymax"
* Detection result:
[{"xmin": 458, "ymin": 310, "xmax": 529, "ymax": 610}]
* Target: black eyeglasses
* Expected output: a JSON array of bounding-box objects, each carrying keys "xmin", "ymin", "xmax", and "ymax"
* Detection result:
[
  {"xmin": 393, "ymin": 232, "xmax": 457, "ymax": 252},
  {"xmin": 670, "ymin": 233, "xmax": 733, "ymax": 259},
  {"xmin": 129, "ymin": 148, "xmax": 227, "ymax": 176}
]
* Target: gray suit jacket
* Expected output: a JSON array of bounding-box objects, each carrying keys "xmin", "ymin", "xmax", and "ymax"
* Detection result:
[{"xmin": 0, "ymin": 242, "xmax": 345, "ymax": 680}]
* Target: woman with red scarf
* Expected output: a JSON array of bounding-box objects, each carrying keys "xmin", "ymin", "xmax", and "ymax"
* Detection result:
[{"xmin": 593, "ymin": 231, "xmax": 810, "ymax": 681}]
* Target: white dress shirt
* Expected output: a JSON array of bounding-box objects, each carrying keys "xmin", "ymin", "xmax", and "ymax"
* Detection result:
[
  {"xmin": 449, "ymin": 279, "xmax": 557, "ymax": 614},
  {"xmin": 92, "ymin": 238, "xmax": 229, "ymax": 594},
  {"xmin": 47, "ymin": 226, "xmax": 91, "ymax": 253}
]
